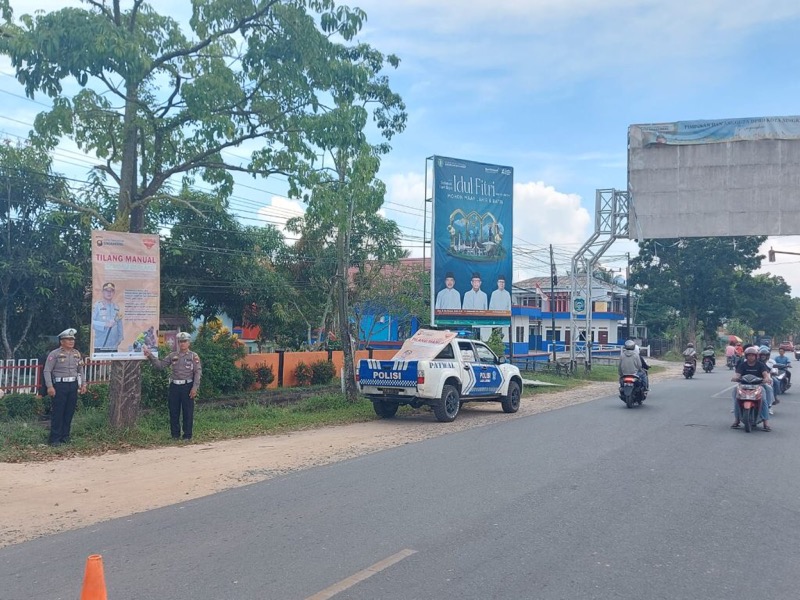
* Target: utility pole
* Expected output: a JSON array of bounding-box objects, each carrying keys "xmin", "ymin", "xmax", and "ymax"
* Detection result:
[
  {"xmin": 626, "ymin": 252, "xmax": 631, "ymax": 340},
  {"xmin": 550, "ymin": 244, "xmax": 557, "ymax": 363}
]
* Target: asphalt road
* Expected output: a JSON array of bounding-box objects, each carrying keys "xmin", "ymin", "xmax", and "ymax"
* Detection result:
[{"xmin": 2, "ymin": 364, "xmax": 800, "ymax": 600}]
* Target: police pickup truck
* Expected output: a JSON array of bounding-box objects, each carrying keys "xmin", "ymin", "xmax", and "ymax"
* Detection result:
[{"xmin": 356, "ymin": 329, "xmax": 523, "ymax": 422}]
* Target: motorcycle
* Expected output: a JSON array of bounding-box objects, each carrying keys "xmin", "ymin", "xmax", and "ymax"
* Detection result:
[
  {"xmin": 702, "ymin": 356, "xmax": 714, "ymax": 373},
  {"xmin": 619, "ymin": 373, "xmax": 645, "ymax": 408},
  {"xmin": 683, "ymin": 359, "xmax": 696, "ymax": 379},
  {"xmin": 795, "ymin": 346, "xmax": 800, "ymax": 361},
  {"xmin": 773, "ymin": 363, "xmax": 791, "ymax": 394},
  {"xmin": 726, "ymin": 355, "xmax": 736, "ymax": 370},
  {"xmin": 735, "ymin": 374, "xmax": 764, "ymax": 432}
]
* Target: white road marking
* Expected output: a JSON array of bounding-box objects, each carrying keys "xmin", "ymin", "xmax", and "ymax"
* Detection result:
[
  {"xmin": 304, "ymin": 548, "xmax": 417, "ymax": 600},
  {"xmin": 712, "ymin": 385, "xmax": 738, "ymax": 398}
]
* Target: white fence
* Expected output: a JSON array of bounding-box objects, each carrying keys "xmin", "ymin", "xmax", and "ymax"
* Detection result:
[
  {"xmin": 0, "ymin": 359, "xmax": 112, "ymax": 394},
  {"xmin": 544, "ymin": 344, "xmax": 651, "ymax": 357}
]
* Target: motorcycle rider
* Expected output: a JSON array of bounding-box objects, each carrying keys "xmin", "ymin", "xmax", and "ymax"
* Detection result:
[
  {"xmin": 635, "ymin": 344, "xmax": 650, "ymax": 391},
  {"xmin": 619, "ymin": 340, "xmax": 645, "ymax": 394},
  {"xmin": 731, "ymin": 346, "xmax": 772, "ymax": 431},
  {"xmin": 734, "ymin": 342, "xmax": 744, "ymax": 362},
  {"xmin": 701, "ymin": 344, "xmax": 716, "ymax": 367},
  {"xmin": 725, "ymin": 341, "xmax": 737, "ymax": 367},
  {"xmin": 774, "ymin": 347, "xmax": 792, "ymax": 392},
  {"xmin": 758, "ymin": 346, "xmax": 777, "ymax": 413},
  {"xmin": 619, "ymin": 340, "xmax": 642, "ymax": 374},
  {"xmin": 682, "ymin": 342, "xmax": 697, "ymax": 374}
]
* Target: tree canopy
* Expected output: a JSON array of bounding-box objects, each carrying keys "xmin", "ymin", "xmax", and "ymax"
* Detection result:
[
  {"xmin": 630, "ymin": 236, "xmax": 798, "ymax": 344},
  {"xmin": 0, "ymin": 143, "xmax": 89, "ymax": 358},
  {"xmin": 0, "ymin": 0, "xmax": 404, "ymax": 232}
]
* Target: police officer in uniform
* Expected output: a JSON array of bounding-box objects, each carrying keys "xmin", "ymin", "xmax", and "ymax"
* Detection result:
[
  {"xmin": 43, "ymin": 328, "xmax": 86, "ymax": 446},
  {"xmin": 143, "ymin": 332, "xmax": 202, "ymax": 440}
]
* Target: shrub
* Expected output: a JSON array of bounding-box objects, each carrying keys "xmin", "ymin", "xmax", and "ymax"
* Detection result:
[
  {"xmin": 294, "ymin": 362, "xmax": 313, "ymax": 387},
  {"xmin": 141, "ymin": 345, "xmax": 171, "ymax": 409},
  {"xmin": 310, "ymin": 360, "xmax": 335, "ymax": 385},
  {"xmin": 192, "ymin": 319, "xmax": 247, "ymax": 396},
  {"xmin": 79, "ymin": 384, "xmax": 109, "ymax": 409},
  {"xmin": 240, "ymin": 364, "xmax": 257, "ymax": 391},
  {"xmin": 254, "ymin": 363, "xmax": 275, "ymax": 388},
  {"xmin": 487, "ymin": 328, "xmax": 506, "ymax": 358},
  {"xmin": 0, "ymin": 392, "xmax": 42, "ymax": 421}
]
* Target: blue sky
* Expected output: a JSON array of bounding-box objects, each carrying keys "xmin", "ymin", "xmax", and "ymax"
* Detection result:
[{"xmin": 4, "ymin": 0, "xmax": 800, "ymax": 292}]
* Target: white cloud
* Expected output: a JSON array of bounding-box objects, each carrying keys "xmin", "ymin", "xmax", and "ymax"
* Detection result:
[{"xmin": 513, "ymin": 181, "xmax": 591, "ymax": 245}]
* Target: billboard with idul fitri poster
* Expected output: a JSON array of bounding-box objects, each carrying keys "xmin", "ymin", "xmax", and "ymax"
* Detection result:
[{"xmin": 432, "ymin": 156, "xmax": 513, "ymax": 328}]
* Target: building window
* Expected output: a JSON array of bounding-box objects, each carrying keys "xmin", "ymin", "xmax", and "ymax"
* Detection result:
[{"xmin": 515, "ymin": 326, "xmax": 525, "ymax": 343}]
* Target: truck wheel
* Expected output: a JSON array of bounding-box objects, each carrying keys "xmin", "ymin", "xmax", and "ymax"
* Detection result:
[
  {"xmin": 372, "ymin": 400, "xmax": 399, "ymax": 419},
  {"xmin": 501, "ymin": 381, "xmax": 521, "ymax": 413},
  {"xmin": 433, "ymin": 385, "xmax": 460, "ymax": 422}
]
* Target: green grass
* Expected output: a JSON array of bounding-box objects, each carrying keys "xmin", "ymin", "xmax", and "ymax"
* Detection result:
[{"xmin": 0, "ymin": 369, "xmax": 634, "ymax": 462}]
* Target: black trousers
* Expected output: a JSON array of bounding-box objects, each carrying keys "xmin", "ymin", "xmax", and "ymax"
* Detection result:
[
  {"xmin": 50, "ymin": 381, "xmax": 78, "ymax": 444},
  {"xmin": 168, "ymin": 383, "xmax": 194, "ymax": 439}
]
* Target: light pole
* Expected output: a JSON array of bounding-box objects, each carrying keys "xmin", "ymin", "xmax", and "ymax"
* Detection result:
[{"xmin": 768, "ymin": 247, "xmax": 800, "ymax": 262}]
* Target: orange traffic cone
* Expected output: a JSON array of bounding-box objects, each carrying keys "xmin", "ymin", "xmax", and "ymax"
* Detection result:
[{"xmin": 79, "ymin": 554, "xmax": 108, "ymax": 600}]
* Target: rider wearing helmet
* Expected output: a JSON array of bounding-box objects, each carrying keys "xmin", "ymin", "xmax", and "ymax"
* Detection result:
[
  {"xmin": 682, "ymin": 342, "xmax": 697, "ymax": 365},
  {"xmin": 619, "ymin": 339, "xmax": 642, "ymax": 377},
  {"xmin": 757, "ymin": 346, "xmax": 781, "ymax": 411},
  {"xmin": 701, "ymin": 343, "xmax": 716, "ymax": 366},
  {"xmin": 758, "ymin": 346, "xmax": 778, "ymax": 414},
  {"xmin": 731, "ymin": 346, "xmax": 772, "ymax": 431}
]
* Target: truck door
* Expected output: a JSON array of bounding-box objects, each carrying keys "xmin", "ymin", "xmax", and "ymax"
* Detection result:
[{"xmin": 462, "ymin": 342, "xmax": 502, "ymax": 396}]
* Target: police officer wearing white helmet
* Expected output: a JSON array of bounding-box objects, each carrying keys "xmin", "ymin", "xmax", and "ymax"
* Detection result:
[
  {"xmin": 43, "ymin": 328, "xmax": 86, "ymax": 446},
  {"xmin": 143, "ymin": 332, "xmax": 202, "ymax": 440}
]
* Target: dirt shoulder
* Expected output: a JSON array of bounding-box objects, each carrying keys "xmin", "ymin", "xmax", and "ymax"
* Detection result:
[{"xmin": 0, "ymin": 362, "xmax": 677, "ymax": 548}]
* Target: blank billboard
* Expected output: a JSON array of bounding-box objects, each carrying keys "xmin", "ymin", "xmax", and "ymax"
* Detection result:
[{"xmin": 628, "ymin": 116, "xmax": 800, "ymax": 239}]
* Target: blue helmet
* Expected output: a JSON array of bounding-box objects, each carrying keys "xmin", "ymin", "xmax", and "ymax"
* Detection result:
[{"xmin": 758, "ymin": 345, "xmax": 770, "ymax": 355}]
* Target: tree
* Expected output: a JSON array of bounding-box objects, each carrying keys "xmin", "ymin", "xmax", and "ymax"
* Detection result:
[
  {"xmin": 630, "ymin": 237, "xmax": 765, "ymax": 344},
  {"xmin": 285, "ymin": 66, "xmax": 406, "ymax": 400},
  {"xmin": 732, "ymin": 273, "xmax": 795, "ymax": 339},
  {"xmin": 0, "ymin": 143, "xmax": 88, "ymax": 358},
  {"xmin": 289, "ymin": 144, "xmax": 406, "ymax": 402},
  {"xmin": 0, "ymin": 0, "xmax": 404, "ymax": 422},
  {"xmin": 351, "ymin": 260, "xmax": 429, "ymax": 345}
]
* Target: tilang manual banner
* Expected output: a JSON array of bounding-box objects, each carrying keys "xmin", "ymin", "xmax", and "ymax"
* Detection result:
[
  {"xmin": 90, "ymin": 231, "xmax": 160, "ymax": 360},
  {"xmin": 432, "ymin": 156, "xmax": 513, "ymax": 327}
]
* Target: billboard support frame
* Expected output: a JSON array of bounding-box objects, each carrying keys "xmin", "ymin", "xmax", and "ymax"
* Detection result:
[
  {"xmin": 425, "ymin": 156, "xmax": 434, "ymax": 325},
  {"xmin": 569, "ymin": 189, "xmax": 629, "ymax": 369}
]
